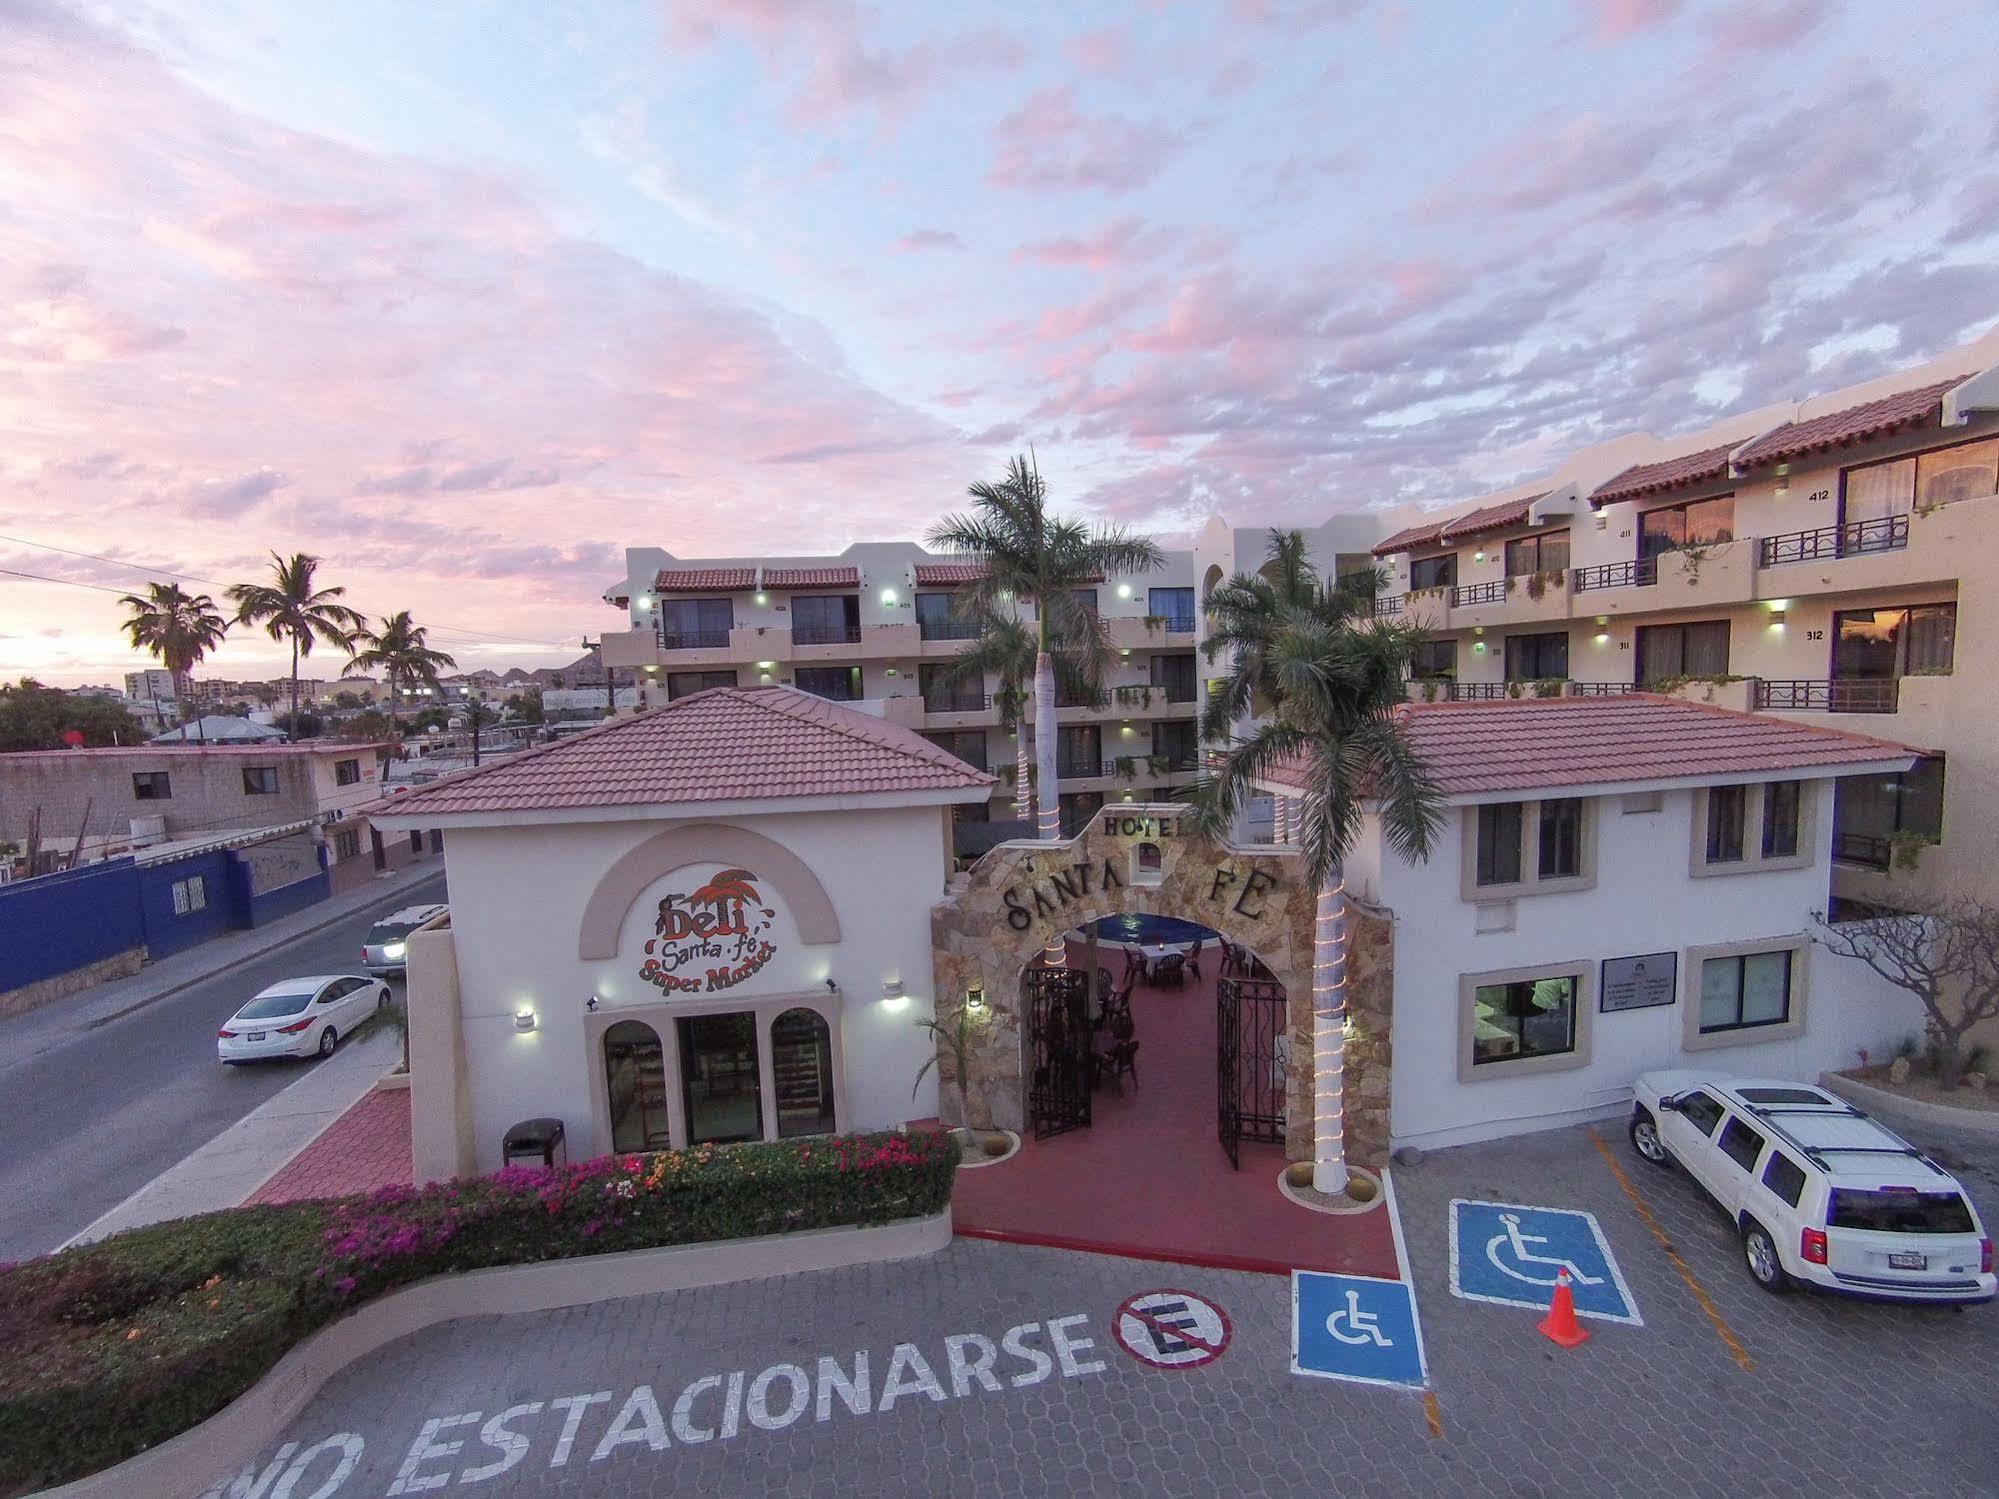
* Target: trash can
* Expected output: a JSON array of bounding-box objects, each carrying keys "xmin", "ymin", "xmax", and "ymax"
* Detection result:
[{"xmin": 502, "ymin": 1117, "xmax": 566, "ymax": 1170}]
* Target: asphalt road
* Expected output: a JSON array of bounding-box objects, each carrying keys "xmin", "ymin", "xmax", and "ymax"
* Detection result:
[{"xmin": 0, "ymin": 871, "xmax": 445, "ymax": 1264}]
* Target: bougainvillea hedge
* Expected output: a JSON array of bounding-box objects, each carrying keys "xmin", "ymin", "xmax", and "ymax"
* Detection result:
[{"xmin": 0, "ymin": 1130, "xmax": 957, "ymax": 1492}]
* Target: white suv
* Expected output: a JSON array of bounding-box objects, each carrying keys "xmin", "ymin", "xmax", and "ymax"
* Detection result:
[{"xmin": 1631, "ymin": 1070, "xmax": 1994, "ymax": 1305}]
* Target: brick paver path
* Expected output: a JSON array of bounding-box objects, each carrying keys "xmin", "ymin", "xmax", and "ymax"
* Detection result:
[{"xmin": 246, "ymin": 1086, "xmax": 413, "ymax": 1205}]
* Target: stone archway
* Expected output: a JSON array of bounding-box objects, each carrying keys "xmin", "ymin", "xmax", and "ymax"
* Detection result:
[{"xmin": 929, "ymin": 804, "xmax": 1394, "ymax": 1165}]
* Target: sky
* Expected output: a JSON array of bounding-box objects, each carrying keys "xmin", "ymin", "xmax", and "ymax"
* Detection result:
[{"xmin": 3, "ymin": 0, "xmax": 1996, "ymax": 686}]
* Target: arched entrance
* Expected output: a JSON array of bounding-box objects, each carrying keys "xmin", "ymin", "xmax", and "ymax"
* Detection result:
[
  {"xmin": 931, "ymin": 804, "xmax": 1345, "ymax": 1158},
  {"xmin": 602, "ymin": 1019, "xmax": 667, "ymax": 1153}
]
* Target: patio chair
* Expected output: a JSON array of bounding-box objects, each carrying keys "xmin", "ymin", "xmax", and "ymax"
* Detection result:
[
  {"xmin": 1153, "ymin": 953, "xmax": 1186, "ymax": 988},
  {"xmin": 1187, "ymin": 937, "xmax": 1204, "ymax": 978},
  {"xmin": 1107, "ymin": 1039, "xmax": 1140, "ymax": 1088}
]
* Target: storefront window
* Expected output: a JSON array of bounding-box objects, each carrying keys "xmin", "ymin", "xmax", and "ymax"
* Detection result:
[
  {"xmin": 677, "ymin": 1012, "xmax": 764, "ymax": 1145},
  {"xmin": 772, "ymin": 1008, "xmax": 836, "ymax": 1137},
  {"xmin": 603, "ymin": 1020, "xmax": 669, "ymax": 1153}
]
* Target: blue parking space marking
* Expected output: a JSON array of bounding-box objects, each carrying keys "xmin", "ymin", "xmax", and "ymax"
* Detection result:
[
  {"xmin": 1449, "ymin": 1199, "xmax": 1642, "ymax": 1325},
  {"xmin": 1291, "ymin": 1272, "xmax": 1427, "ymax": 1389}
]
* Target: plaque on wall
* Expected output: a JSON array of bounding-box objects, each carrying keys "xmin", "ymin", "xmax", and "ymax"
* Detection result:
[{"xmin": 1600, "ymin": 952, "xmax": 1677, "ymax": 1013}]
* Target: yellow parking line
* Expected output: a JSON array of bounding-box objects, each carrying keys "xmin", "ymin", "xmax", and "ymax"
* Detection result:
[
  {"xmin": 1421, "ymin": 1390, "xmax": 1443, "ymax": 1439},
  {"xmin": 1587, "ymin": 1127, "xmax": 1755, "ymax": 1374}
]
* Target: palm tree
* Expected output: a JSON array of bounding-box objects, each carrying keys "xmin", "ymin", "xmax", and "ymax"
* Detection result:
[
  {"xmin": 941, "ymin": 610, "xmax": 1078, "ymax": 822},
  {"xmin": 927, "ymin": 455, "xmax": 1162, "ymax": 840},
  {"xmin": 348, "ymin": 612, "xmax": 457, "ymax": 726},
  {"xmin": 228, "ymin": 552, "xmax": 365, "ymax": 738},
  {"xmin": 118, "ymin": 582, "xmax": 229, "ymax": 743},
  {"xmin": 1190, "ymin": 531, "xmax": 1444, "ymax": 1196}
]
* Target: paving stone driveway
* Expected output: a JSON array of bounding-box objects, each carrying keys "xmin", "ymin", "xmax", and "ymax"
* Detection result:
[{"xmin": 233, "ymin": 1109, "xmax": 1998, "ymax": 1499}]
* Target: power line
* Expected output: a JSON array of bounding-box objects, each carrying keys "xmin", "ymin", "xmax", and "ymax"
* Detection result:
[{"xmin": 0, "ymin": 531, "xmax": 581, "ymax": 651}]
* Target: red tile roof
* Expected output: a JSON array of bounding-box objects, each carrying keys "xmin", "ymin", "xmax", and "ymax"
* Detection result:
[
  {"xmin": 1590, "ymin": 443, "xmax": 1738, "ymax": 506},
  {"xmin": 1734, "ymin": 377, "xmax": 1967, "ymax": 469},
  {"xmin": 1438, "ymin": 494, "xmax": 1543, "ymax": 542},
  {"xmin": 1371, "ymin": 518, "xmax": 1449, "ymax": 557},
  {"xmin": 913, "ymin": 561, "xmax": 989, "ymax": 586},
  {"xmin": 1258, "ymin": 694, "xmax": 1915, "ymax": 799},
  {"xmin": 764, "ymin": 567, "xmax": 859, "ymax": 589},
  {"xmin": 364, "ymin": 687, "xmax": 992, "ymax": 817},
  {"xmin": 654, "ymin": 568, "xmax": 755, "ymax": 592}
]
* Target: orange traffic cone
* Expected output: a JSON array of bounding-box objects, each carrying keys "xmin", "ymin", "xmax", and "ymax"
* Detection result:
[{"xmin": 1537, "ymin": 1267, "xmax": 1590, "ymax": 1348}]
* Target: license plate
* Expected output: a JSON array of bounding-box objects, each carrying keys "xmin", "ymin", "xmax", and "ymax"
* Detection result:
[
  {"xmin": 1888, "ymin": 1251, "xmax": 1927, "ymax": 1270},
  {"xmin": 247, "ymin": 1032, "xmax": 266, "ymax": 1042}
]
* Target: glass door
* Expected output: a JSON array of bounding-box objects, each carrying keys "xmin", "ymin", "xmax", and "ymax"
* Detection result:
[{"xmin": 677, "ymin": 1012, "xmax": 764, "ymax": 1145}]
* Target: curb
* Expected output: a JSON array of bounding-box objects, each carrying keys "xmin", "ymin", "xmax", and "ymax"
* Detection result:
[
  {"xmin": 80, "ymin": 865, "xmax": 446, "ymax": 1030},
  {"xmin": 36, "ymin": 1210, "xmax": 953, "ymax": 1499},
  {"xmin": 1817, "ymin": 1071, "xmax": 1999, "ymax": 1137}
]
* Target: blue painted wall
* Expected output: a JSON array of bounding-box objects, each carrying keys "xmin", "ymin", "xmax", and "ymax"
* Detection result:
[
  {"xmin": 136, "ymin": 849, "xmax": 235, "ymax": 958},
  {"xmin": 0, "ymin": 858, "xmax": 146, "ymax": 990},
  {"xmin": 225, "ymin": 845, "xmax": 330, "ymax": 929}
]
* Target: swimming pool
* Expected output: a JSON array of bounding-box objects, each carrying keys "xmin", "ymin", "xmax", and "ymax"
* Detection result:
[{"xmin": 1085, "ymin": 913, "xmax": 1217, "ymax": 946}]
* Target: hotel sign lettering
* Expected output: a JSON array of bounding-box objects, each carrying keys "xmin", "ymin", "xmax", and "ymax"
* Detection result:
[
  {"xmin": 639, "ymin": 868, "xmax": 779, "ymax": 995},
  {"xmin": 1000, "ymin": 858, "xmax": 1279, "ymax": 932}
]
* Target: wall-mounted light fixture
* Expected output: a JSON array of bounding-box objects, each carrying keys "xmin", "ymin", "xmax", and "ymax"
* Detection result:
[
  {"xmin": 1473, "ymin": 641, "xmax": 1487, "ymax": 654},
  {"xmin": 825, "ymin": 977, "xmax": 840, "ymax": 994},
  {"xmin": 1116, "ymin": 582, "xmax": 1132, "ymax": 599},
  {"xmin": 1473, "ymin": 549, "xmax": 1487, "ymax": 563},
  {"xmin": 1472, "ymin": 626, "xmax": 1485, "ymax": 637},
  {"xmin": 637, "ymin": 595, "xmax": 652, "ymax": 610},
  {"xmin": 880, "ymin": 587, "xmax": 898, "ymax": 604},
  {"xmin": 965, "ymin": 983, "xmax": 987, "ymax": 1011},
  {"xmin": 885, "ymin": 667, "xmax": 899, "ymax": 678},
  {"xmin": 1769, "ymin": 608, "xmax": 1787, "ymax": 629},
  {"xmin": 881, "ymin": 978, "xmax": 905, "ymax": 999},
  {"xmin": 514, "ymin": 1005, "xmax": 537, "ymax": 1033},
  {"xmin": 754, "ymin": 590, "xmax": 768, "ymax": 605},
  {"xmin": 585, "ymin": 995, "xmax": 600, "ymax": 1012},
  {"xmin": 1594, "ymin": 512, "xmax": 1608, "ymax": 531},
  {"xmin": 1774, "ymin": 462, "xmax": 1790, "ymax": 497}
]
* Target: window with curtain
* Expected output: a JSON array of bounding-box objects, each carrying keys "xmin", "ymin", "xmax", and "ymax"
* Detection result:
[
  {"xmin": 1410, "ymin": 554, "xmax": 1457, "ymax": 590},
  {"xmin": 1148, "ymin": 587, "xmax": 1195, "ymax": 629},
  {"xmin": 1833, "ymin": 603, "xmax": 1956, "ymax": 678},
  {"xmin": 1916, "ymin": 438, "xmax": 1999, "ymax": 504},
  {"xmin": 1699, "ymin": 951, "xmax": 1793, "ymax": 1032},
  {"xmin": 1471, "ymin": 976, "xmax": 1578, "ymax": 1064},
  {"xmin": 1504, "ymin": 530, "xmax": 1571, "ymax": 577},
  {"xmin": 791, "ymin": 595, "xmax": 859, "ymax": 644},
  {"xmin": 666, "ymin": 670, "xmax": 736, "ymax": 700},
  {"xmin": 1056, "ymin": 725, "xmax": 1102, "ymax": 778},
  {"xmin": 659, "ymin": 597, "xmax": 733, "ymax": 647},
  {"xmin": 1504, "ymin": 631, "xmax": 1569, "ymax": 681},
  {"xmin": 1635, "ymin": 620, "xmax": 1730, "ymax": 684},
  {"xmin": 923, "ymin": 731, "xmax": 988, "ymax": 770},
  {"xmin": 1150, "ymin": 653, "xmax": 1197, "ymax": 702},
  {"xmin": 1411, "ymin": 638, "xmax": 1456, "ymax": 679},
  {"xmin": 918, "ymin": 664, "xmax": 983, "ymax": 711},
  {"xmin": 1637, "ymin": 496, "xmax": 1734, "ymax": 559},
  {"xmin": 1537, "ymin": 798, "xmax": 1582, "ymax": 878},
  {"xmin": 1476, "ymin": 802, "xmax": 1524, "ymax": 886},
  {"xmin": 1152, "ymin": 720, "xmax": 1197, "ymax": 766},
  {"xmin": 1831, "ymin": 756, "xmax": 1945, "ymax": 867},
  {"xmin": 794, "ymin": 666, "xmax": 860, "ymax": 701},
  {"xmin": 1705, "ymin": 784, "xmax": 1747, "ymax": 863}
]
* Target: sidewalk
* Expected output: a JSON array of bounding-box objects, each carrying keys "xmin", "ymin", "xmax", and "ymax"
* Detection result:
[
  {"xmin": 64, "ymin": 1025, "xmax": 402, "ymax": 1246},
  {"xmin": 0, "ymin": 858, "xmax": 444, "ymax": 1061}
]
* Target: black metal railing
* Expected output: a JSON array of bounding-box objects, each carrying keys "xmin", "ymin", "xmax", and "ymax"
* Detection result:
[
  {"xmin": 1832, "ymin": 831, "xmax": 1892, "ymax": 870},
  {"xmin": 1571, "ymin": 558, "xmax": 1658, "ymax": 592},
  {"xmin": 1152, "ymin": 613, "xmax": 1197, "ymax": 634},
  {"xmin": 922, "ymin": 691, "xmax": 989, "ymax": 714},
  {"xmin": 917, "ymin": 616, "xmax": 982, "ymax": 641},
  {"xmin": 1112, "ymin": 684, "xmax": 1154, "ymax": 707},
  {"xmin": 1372, "ymin": 595, "xmax": 1404, "ymax": 618},
  {"xmin": 1757, "ymin": 514, "xmax": 1910, "ymax": 568},
  {"xmin": 1450, "ymin": 580, "xmax": 1508, "ymax": 607},
  {"xmin": 1564, "ymin": 681, "xmax": 1632, "ymax": 696},
  {"xmin": 1446, "ymin": 681, "xmax": 1510, "ymax": 702},
  {"xmin": 792, "ymin": 623, "xmax": 863, "ymax": 645},
  {"xmin": 1754, "ymin": 678, "xmax": 1901, "ymax": 714},
  {"xmin": 659, "ymin": 629, "xmax": 730, "ymax": 650},
  {"xmin": 1057, "ymin": 758, "xmax": 1104, "ymax": 780}
]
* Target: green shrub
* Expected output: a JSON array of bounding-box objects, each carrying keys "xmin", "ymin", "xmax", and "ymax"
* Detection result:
[{"xmin": 0, "ymin": 1131, "xmax": 955, "ymax": 1491}]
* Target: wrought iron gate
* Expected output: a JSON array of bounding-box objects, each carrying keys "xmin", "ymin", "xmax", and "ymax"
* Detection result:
[
  {"xmin": 1025, "ymin": 965, "xmax": 1092, "ymax": 1139},
  {"xmin": 1217, "ymin": 975, "xmax": 1288, "ymax": 1168}
]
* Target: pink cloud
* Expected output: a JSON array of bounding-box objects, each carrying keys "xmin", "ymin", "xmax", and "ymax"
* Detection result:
[
  {"xmin": 1009, "ymin": 217, "xmax": 1160, "ymax": 270},
  {"xmin": 989, "ymin": 86, "xmax": 1182, "ymax": 193},
  {"xmin": 1569, "ymin": 0, "xmax": 1685, "ymax": 44},
  {"xmin": 1063, "ymin": 25, "xmax": 1130, "ymax": 73},
  {"xmin": 893, "ymin": 228, "xmax": 966, "ymax": 253}
]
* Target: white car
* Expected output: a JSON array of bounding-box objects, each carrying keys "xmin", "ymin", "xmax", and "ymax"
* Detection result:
[
  {"xmin": 218, "ymin": 975, "xmax": 391, "ymax": 1063},
  {"xmin": 1631, "ymin": 1070, "xmax": 1994, "ymax": 1305},
  {"xmin": 361, "ymin": 903, "xmax": 449, "ymax": 976}
]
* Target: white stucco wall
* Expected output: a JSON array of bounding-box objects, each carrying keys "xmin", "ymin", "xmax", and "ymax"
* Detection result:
[
  {"xmin": 436, "ymin": 804, "xmax": 954, "ymax": 1171},
  {"xmin": 1378, "ymin": 779, "xmax": 1921, "ymax": 1150}
]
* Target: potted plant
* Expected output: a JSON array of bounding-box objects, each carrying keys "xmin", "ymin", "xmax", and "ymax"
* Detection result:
[
  {"xmin": 1113, "ymin": 754, "xmax": 1138, "ymax": 779},
  {"xmin": 1147, "ymin": 753, "xmax": 1172, "ymax": 777},
  {"xmin": 913, "ymin": 1002, "xmax": 1014, "ymax": 1159}
]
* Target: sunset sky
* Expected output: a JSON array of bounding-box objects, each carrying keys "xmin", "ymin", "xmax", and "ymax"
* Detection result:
[{"xmin": 4, "ymin": 0, "xmax": 1996, "ymax": 685}]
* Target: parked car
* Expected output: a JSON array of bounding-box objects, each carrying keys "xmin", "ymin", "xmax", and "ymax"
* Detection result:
[
  {"xmin": 217, "ymin": 975, "xmax": 391, "ymax": 1062},
  {"xmin": 1630, "ymin": 1070, "xmax": 1994, "ymax": 1304},
  {"xmin": 361, "ymin": 903, "xmax": 450, "ymax": 975}
]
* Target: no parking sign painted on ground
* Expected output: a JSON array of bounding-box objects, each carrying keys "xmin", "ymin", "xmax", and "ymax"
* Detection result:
[
  {"xmin": 1112, "ymin": 1289, "xmax": 1231, "ymax": 1370},
  {"xmin": 1291, "ymin": 1272, "xmax": 1427, "ymax": 1389},
  {"xmin": 1449, "ymin": 1198, "xmax": 1642, "ymax": 1325}
]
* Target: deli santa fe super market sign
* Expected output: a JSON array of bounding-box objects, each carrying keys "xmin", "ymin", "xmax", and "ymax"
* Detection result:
[{"xmin": 638, "ymin": 868, "xmax": 780, "ymax": 996}]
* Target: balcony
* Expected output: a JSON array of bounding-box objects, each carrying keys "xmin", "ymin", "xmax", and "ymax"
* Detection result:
[
  {"xmin": 792, "ymin": 623, "xmax": 862, "ymax": 646},
  {"xmin": 917, "ymin": 615, "xmax": 982, "ymax": 642},
  {"xmin": 1753, "ymin": 678, "xmax": 1900, "ymax": 714},
  {"xmin": 1571, "ymin": 558, "xmax": 1657, "ymax": 593},
  {"xmin": 1758, "ymin": 514, "xmax": 1909, "ymax": 569},
  {"xmin": 1104, "ymin": 615, "xmax": 1198, "ymax": 649},
  {"xmin": 1832, "ymin": 831, "xmax": 1893, "ymax": 871},
  {"xmin": 1450, "ymin": 580, "xmax": 1506, "ymax": 608},
  {"xmin": 922, "ymin": 689, "xmax": 990, "ymax": 715},
  {"xmin": 1371, "ymin": 595, "xmax": 1404, "ymax": 618},
  {"xmin": 660, "ymin": 628, "xmax": 730, "ymax": 651},
  {"xmin": 1443, "ymin": 573, "xmax": 1572, "ymax": 629}
]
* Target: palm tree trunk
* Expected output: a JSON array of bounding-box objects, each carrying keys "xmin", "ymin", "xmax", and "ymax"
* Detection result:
[
  {"xmin": 1014, "ymin": 725, "xmax": 1029, "ymax": 820},
  {"xmin": 289, "ymin": 637, "xmax": 300, "ymax": 739},
  {"xmin": 1033, "ymin": 650, "xmax": 1059, "ymax": 841},
  {"xmin": 1274, "ymin": 795, "xmax": 1290, "ymax": 845},
  {"xmin": 1312, "ymin": 871, "xmax": 1350, "ymax": 1196}
]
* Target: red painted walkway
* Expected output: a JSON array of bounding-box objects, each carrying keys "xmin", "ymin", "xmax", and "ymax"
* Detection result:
[
  {"xmin": 950, "ymin": 946, "xmax": 1401, "ymax": 1279},
  {"xmin": 248, "ymin": 1085, "xmax": 414, "ymax": 1205}
]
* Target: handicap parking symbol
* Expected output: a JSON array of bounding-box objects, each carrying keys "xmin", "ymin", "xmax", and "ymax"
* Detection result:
[
  {"xmin": 1291, "ymin": 1272, "xmax": 1427, "ymax": 1389},
  {"xmin": 1449, "ymin": 1199, "xmax": 1641, "ymax": 1325}
]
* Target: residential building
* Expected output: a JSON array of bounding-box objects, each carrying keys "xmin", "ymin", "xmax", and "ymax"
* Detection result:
[
  {"xmin": 148, "ymin": 715, "xmax": 287, "ymax": 744},
  {"xmin": 1367, "ymin": 328, "xmax": 1999, "ymax": 921},
  {"xmin": 0, "ymin": 740, "xmax": 431, "ymax": 891},
  {"xmin": 123, "ymin": 668, "xmax": 183, "ymax": 703},
  {"xmin": 1260, "ymin": 695, "xmax": 1925, "ymax": 1150},
  {"xmin": 598, "ymin": 541, "xmax": 1230, "ymax": 839}
]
